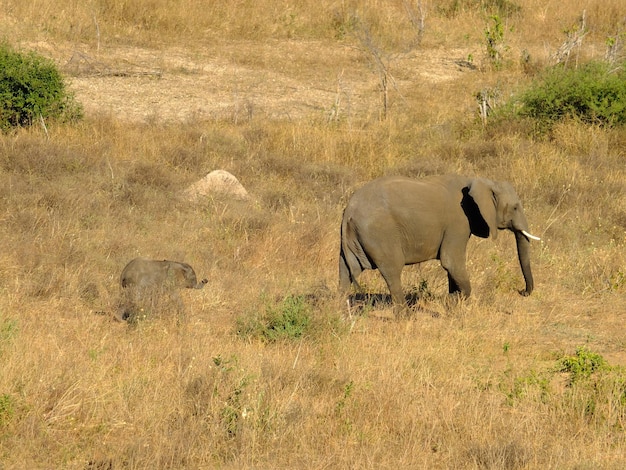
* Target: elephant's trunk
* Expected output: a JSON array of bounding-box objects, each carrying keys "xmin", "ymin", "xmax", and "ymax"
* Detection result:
[{"xmin": 515, "ymin": 231, "xmax": 534, "ymax": 296}]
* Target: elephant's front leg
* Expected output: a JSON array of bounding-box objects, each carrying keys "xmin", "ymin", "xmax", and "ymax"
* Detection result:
[
  {"xmin": 447, "ymin": 272, "xmax": 460, "ymax": 294},
  {"xmin": 444, "ymin": 266, "xmax": 471, "ymax": 297},
  {"xmin": 440, "ymin": 242, "xmax": 471, "ymax": 297}
]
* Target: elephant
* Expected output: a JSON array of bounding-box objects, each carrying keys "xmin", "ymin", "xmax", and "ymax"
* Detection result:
[
  {"xmin": 116, "ymin": 258, "xmax": 207, "ymax": 321},
  {"xmin": 120, "ymin": 258, "xmax": 208, "ymax": 290},
  {"xmin": 339, "ymin": 174, "xmax": 540, "ymax": 307}
]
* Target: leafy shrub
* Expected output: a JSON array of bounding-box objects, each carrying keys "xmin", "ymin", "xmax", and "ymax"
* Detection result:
[
  {"xmin": 557, "ymin": 346, "xmax": 610, "ymax": 384},
  {"xmin": 513, "ymin": 61, "xmax": 626, "ymax": 130},
  {"xmin": 0, "ymin": 42, "xmax": 82, "ymax": 131},
  {"xmin": 237, "ymin": 294, "xmax": 311, "ymax": 342},
  {"xmin": 484, "ymin": 15, "xmax": 508, "ymax": 69}
]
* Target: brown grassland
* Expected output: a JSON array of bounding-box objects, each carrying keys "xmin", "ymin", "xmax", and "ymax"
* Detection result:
[{"xmin": 1, "ymin": 0, "xmax": 626, "ymax": 468}]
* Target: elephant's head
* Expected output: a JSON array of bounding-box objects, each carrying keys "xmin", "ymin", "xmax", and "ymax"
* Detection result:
[
  {"xmin": 180, "ymin": 263, "xmax": 209, "ymax": 289},
  {"xmin": 465, "ymin": 178, "xmax": 540, "ymax": 296}
]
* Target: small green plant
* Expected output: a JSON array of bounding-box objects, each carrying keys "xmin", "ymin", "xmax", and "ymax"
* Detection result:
[
  {"xmin": 0, "ymin": 316, "xmax": 18, "ymax": 342},
  {"xmin": 331, "ymin": 9, "xmax": 359, "ymax": 40},
  {"xmin": 221, "ymin": 376, "xmax": 250, "ymax": 438},
  {"xmin": 605, "ymin": 32, "xmax": 625, "ymax": 64},
  {"xmin": 237, "ymin": 294, "xmax": 312, "ymax": 343},
  {"xmin": 0, "ymin": 42, "xmax": 82, "ymax": 131},
  {"xmin": 335, "ymin": 380, "xmax": 355, "ymax": 434},
  {"xmin": 609, "ymin": 270, "xmax": 625, "ymax": 291},
  {"xmin": 213, "ymin": 354, "xmax": 237, "ymax": 372},
  {"xmin": 557, "ymin": 346, "xmax": 610, "ymax": 385},
  {"xmin": 88, "ymin": 348, "xmax": 103, "ymax": 361},
  {"xmin": 484, "ymin": 15, "xmax": 508, "ymax": 69},
  {"xmin": 500, "ymin": 369, "xmax": 550, "ymax": 406},
  {"xmin": 0, "ymin": 316, "xmax": 18, "ymax": 357},
  {"xmin": 335, "ymin": 380, "xmax": 355, "ymax": 414},
  {"xmin": 0, "ymin": 394, "xmax": 15, "ymax": 428}
]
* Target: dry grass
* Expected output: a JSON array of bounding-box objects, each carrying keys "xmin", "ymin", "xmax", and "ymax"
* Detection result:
[{"xmin": 1, "ymin": 0, "xmax": 626, "ymax": 468}]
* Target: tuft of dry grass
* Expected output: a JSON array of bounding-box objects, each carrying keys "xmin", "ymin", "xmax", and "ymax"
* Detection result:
[{"xmin": 1, "ymin": 0, "xmax": 626, "ymax": 468}]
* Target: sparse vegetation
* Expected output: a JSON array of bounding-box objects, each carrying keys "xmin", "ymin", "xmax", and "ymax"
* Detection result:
[
  {"xmin": 498, "ymin": 347, "xmax": 626, "ymax": 443},
  {"xmin": 0, "ymin": 0, "xmax": 625, "ymax": 468}
]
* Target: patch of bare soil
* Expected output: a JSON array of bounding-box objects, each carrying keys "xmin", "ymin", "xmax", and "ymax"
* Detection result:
[{"xmin": 38, "ymin": 40, "xmax": 474, "ymax": 123}]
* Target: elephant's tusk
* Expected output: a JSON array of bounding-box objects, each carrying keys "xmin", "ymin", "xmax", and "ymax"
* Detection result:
[{"xmin": 522, "ymin": 230, "xmax": 541, "ymax": 241}]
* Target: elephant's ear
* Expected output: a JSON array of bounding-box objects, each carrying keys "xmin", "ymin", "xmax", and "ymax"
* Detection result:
[{"xmin": 468, "ymin": 178, "xmax": 498, "ymax": 239}]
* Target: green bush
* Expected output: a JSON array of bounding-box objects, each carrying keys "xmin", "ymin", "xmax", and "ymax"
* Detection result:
[
  {"xmin": 0, "ymin": 42, "xmax": 82, "ymax": 131},
  {"xmin": 237, "ymin": 294, "xmax": 311, "ymax": 343},
  {"xmin": 513, "ymin": 61, "xmax": 626, "ymax": 130},
  {"xmin": 557, "ymin": 346, "xmax": 610, "ymax": 385}
]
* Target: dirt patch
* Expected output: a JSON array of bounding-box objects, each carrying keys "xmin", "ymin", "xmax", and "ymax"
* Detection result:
[{"xmin": 53, "ymin": 41, "xmax": 475, "ymax": 123}]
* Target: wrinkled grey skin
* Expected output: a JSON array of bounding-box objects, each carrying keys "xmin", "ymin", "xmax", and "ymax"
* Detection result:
[
  {"xmin": 339, "ymin": 175, "xmax": 537, "ymax": 306},
  {"xmin": 120, "ymin": 258, "xmax": 208, "ymax": 290},
  {"xmin": 117, "ymin": 258, "xmax": 207, "ymax": 321}
]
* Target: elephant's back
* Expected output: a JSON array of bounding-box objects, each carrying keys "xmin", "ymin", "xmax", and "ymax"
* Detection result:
[
  {"xmin": 347, "ymin": 176, "xmax": 416, "ymax": 206},
  {"xmin": 353, "ymin": 174, "xmax": 467, "ymax": 193},
  {"xmin": 120, "ymin": 258, "xmax": 168, "ymax": 288},
  {"xmin": 349, "ymin": 175, "xmax": 453, "ymax": 206}
]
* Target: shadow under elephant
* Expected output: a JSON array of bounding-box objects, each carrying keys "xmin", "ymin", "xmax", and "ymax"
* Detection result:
[{"xmin": 346, "ymin": 292, "xmax": 441, "ymax": 318}]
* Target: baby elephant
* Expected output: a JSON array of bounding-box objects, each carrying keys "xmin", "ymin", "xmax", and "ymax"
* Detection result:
[
  {"xmin": 120, "ymin": 258, "xmax": 208, "ymax": 290},
  {"xmin": 116, "ymin": 258, "xmax": 207, "ymax": 322}
]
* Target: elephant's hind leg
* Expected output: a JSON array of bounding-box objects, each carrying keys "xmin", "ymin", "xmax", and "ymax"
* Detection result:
[
  {"xmin": 377, "ymin": 263, "xmax": 405, "ymax": 307},
  {"xmin": 362, "ymin": 236, "xmax": 406, "ymax": 307},
  {"xmin": 339, "ymin": 247, "xmax": 365, "ymax": 292},
  {"xmin": 339, "ymin": 252, "xmax": 353, "ymax": 291}
]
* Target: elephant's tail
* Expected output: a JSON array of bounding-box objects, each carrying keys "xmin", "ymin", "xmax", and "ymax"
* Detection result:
[{"xmin": 339, "ymin": 211, "xmax": 372, "ymax": 290}]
